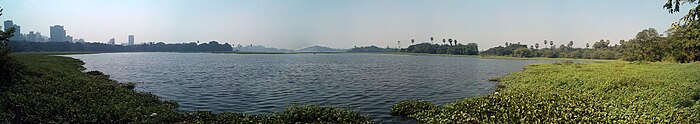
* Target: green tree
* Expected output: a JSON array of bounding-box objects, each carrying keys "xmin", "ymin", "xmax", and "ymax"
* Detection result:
[
  {"xmin": 664, "ymin": 0, "xmax": 700, "ymax": 26},
  {"xmin": 664, "ymin": 0, "xmax": 700, "ymax": 62},
  {"xmin": 465, "ymin": 43, "xmax": 479, "ymax": 55},
  {"xmin": 512, "ymin": 48, "xmax": 532, "ymax": 57},
  {"xmin": 621, "ymin": 28, "xmax": 665, "ymax": 61},
  {"xmin": 0, "ymin": 7, "xmax": 23, "ymax": 87},
  {"xmin": 593, "ymin": 39, "xmax": 609, "ymax": 49},
  {"xmin": 535, "ymin": 43, "xmax": 539, "ymax": 49}
]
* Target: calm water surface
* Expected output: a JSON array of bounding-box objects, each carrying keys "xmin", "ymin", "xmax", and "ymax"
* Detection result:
[{"xmin": 65, "ymin": 53, "xmax": 553, "ymax": 123}]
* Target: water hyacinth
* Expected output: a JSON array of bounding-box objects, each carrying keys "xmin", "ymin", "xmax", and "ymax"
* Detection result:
[{"xmin": 394, "ymin": 61, "xmax": 700, "ymax": 123}]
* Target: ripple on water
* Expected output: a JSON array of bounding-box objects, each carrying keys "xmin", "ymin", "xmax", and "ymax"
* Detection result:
[{"xmin": 66, "ymin": 53, "xmax": 554, "ymax": 123}]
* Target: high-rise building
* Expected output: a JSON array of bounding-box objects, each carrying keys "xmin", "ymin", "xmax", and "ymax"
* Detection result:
[
  {"xmin": 66, "ymin": 35, "xmax": 73, "ymax": 43},
  {"xmin": 4, "ymin": 20, "xmax": 24, "ymax": 41},
  {"xmin": 27, "ymin": 31, "xmax": 36, "ymax": 42},
  {"xmin": 49, "ymin": 25, "xmax": 67, "ymax": 42},
  {"xmin": 108, "ymin": 37, "xmax": 115, "ymax": 45},
  {"xmin": 11, "ymin": 25, "xmax": 21, "ymax": 41},
  {"xmin": 4, "ymin": 20, "xmax": 12, "ymax": 32},
  {"xmin": 128, "ymin": 35, "xmax": 134, "ymax": 46}
]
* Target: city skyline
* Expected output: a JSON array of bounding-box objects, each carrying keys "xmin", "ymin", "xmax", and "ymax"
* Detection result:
[{"xmin": 0, "ymin": 0, "xmax": 692, "ymax": 49}]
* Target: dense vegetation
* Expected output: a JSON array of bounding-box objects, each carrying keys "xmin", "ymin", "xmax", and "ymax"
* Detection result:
[
  {"xmin": 404, "ymin": 43, "xmax": 479, "ymax": 55},
  {"xmin": 8, "ymin": 41, "xmax": 233, "ymax": 52},
  {"xmin": 480, "ymin": 39, "xmax": 621, "ymax": 60},
  {"xmin": 479, "ymin": 1, "xmax": 700, "ymax": 63},
  {"xmin": 393, "ymin": 61, "xmax": 700, "ymax": 123},
  {"xmin": 348, "ymin": 45, "xmax": 398, "ymax": 52}
]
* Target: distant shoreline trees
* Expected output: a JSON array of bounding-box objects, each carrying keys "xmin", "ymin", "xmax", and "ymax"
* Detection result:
[
  {"xmin": 480, "ymin": 1, "xmax": 700, "ymax": 63},
  {"xmin": 8, "ymin": 41, "xmax": 233, "ymax": 52},
  {"xmin": 403, "ymin": 42, "xmax": 479, "ymax": 55}
]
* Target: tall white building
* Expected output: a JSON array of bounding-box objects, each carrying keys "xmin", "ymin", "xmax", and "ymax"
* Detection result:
[
  {"xmin": 49, "ymin": 25, "xmax": 67, "ymax": 42},
  {"xmin": 128, "ymin": 35, "xmax": 134, "ymax": 46},
  {"xmin": 108, "ymin": 37, "xmax": 115, "ymax": 45}
]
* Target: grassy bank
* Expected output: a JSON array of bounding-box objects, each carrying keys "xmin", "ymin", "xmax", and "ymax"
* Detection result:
[
  {"xmin": 0, "ymin": 53, "xmax": 372, "ymax": 123},
  {"xmin": 393, "ymin": 61, "xmax": 700, "ymax": 123}
]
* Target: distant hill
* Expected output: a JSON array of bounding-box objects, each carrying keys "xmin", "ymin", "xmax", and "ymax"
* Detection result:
[
  {"xmin": 297, "ymin": 45, "xmax": 346, "ymax": 52},
  {"xmin": 348, "ymin": 45, "xmax": 398, "ymax": 52},
  {"xmin": 235, "ymin": 45, "xmax": 293, "ymax": 52}
]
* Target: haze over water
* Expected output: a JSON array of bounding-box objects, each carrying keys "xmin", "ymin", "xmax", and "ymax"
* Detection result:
[{"xmin": 66, "ymin": 53, "xmax": 554, "ymax": 123}]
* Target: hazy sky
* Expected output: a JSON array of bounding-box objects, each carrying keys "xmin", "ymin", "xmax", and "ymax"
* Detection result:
[{"xmin": 0, "ymin": 0, "xmax": 689, "ymax": 49}]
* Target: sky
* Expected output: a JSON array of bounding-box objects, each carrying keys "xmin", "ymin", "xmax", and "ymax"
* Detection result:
[{"xmin": 0, "ymin": 0, "xmax": 691, "ymax": 50}]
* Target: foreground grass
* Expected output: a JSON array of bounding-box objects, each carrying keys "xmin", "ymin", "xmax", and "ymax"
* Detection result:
[
  {"xmin": 1, "ymin": 53, "xmax": 372, "ymax": 123},
  {"xmin": 394, "ymin": 61, "xmax": 700, "ymax": 123}
]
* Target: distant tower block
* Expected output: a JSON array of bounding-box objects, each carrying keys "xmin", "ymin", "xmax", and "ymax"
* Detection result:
[{"xmin": 128, "ymin": 34, "xmax": 134, "ymax": 46}]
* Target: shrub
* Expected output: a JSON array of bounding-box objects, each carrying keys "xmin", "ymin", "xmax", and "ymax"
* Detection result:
[
  {"xmin": 391, "ymin": 100, "xmax": 436, "ymax": 116},
  {"xmin": 118, "ymin": 82, "xmax": 137, "ymax": 89},
  {"xmin": 182, "ymin": 105, "xmax": 373, "ymax": 124},
  {"xmin": 274, "ymin": 105, "xmax": 373, "ymax": 124}
]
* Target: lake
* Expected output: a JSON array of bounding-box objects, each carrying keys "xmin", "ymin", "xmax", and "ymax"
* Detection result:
[{"xmin": 65, "ymin": 52, "xmax": 553, "ymax": 123}]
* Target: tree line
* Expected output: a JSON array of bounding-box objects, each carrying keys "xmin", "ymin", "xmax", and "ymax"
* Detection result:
[
  {"xmin": 348, "ymin": 45, "xmax": 398, "ymax": 52},
  {"xmin": 481, "ymin": 39, "xmax": 620, "ymax": 60},
  {"xmin": 8, "ymin": 41, "xmax": 233, "ymax": 52},
  {"xmin": 481, "ymin": 27, "xmax": 699, "ymax": 63},
  {"xmin": 398, "ymin": 37, "xmax": 479, "ymax": 55},
  {"xmin": 479, "ymin": 1, "xmax": 700, "ymax": 63},
  {"xmin": 404, "ymin": 43, "xmax": 479, "ymax": 55}
]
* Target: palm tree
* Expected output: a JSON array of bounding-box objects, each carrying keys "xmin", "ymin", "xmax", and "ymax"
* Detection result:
[
  {"xmin": 568, "ymin": 41, "xmax": 574, "ymax": 48},
  {"xmin": 549, "ymin": 41, "xmax": 554, "ymax": 47},
  {"xmin": 448, "ymin": 39, "xmax": 453, "ymax": 46},
  {"xmin": 442, "ymin": 39, "xmax": 446, "ymax": 44},
  {"xmin": 411, "ymin": 38, "xmax": 414, "ymax": 44},
  {"xmin": 454, "ymin": 40, "xmax": 458, "ymax": 45},
  {"xmin": 544, "ymin": 40, "xmax": 547, "ymax": 46},
  {"xmin": 430, "ymin": 36, "xmax": 434, "ymax": 43},
  {"xmin": 397, "ymin": 41, "xmax": 401, "ymax": 49},
  {"xmin": 505, "ymin": 42, "xmax": 509, "ymax": 46},
  {"xmin": 586, "ymin": 43, "xmax": 590, "ymax": 49},
  {"xmin": 535, "ymin": 43, "xmax": 539, "ymax": 49}
]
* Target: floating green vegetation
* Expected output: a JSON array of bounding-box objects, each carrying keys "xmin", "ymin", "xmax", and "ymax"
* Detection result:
[
  {"xmin": 0, "ymin": 53, "xmax": 372, "ymax": 123},
  {"xmin": 394, "ymin": 61, "xmax": 700, "ymax": 123}
]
